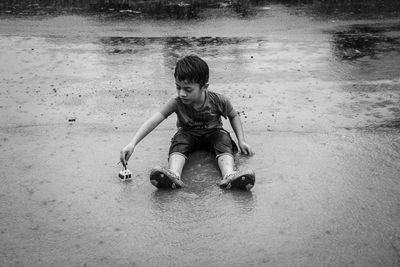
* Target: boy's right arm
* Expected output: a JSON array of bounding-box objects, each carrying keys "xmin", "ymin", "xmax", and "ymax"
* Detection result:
[{"xmin": 120, "ymin": 112, "xmax": 166, "ymax": 168}]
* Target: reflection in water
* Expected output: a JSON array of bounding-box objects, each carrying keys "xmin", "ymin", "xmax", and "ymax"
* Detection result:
[{"xmin": 150, "ymin": 185, "xmax": 255, "ymax": 218}]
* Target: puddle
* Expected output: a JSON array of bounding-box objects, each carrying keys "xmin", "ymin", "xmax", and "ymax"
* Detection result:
[
  {"xmin": 100, "ymin": 36, "xmax": 253, "ymax": 55},
  {"xmin": 366, "ymin": 119, "xmax": 400, "ymax": 130},
  {"xmin": 327, "ymin": 23, "xmax": 400, "ymax": 60}
]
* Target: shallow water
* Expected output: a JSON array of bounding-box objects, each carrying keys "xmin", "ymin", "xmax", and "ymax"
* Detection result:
[{"xmin": 1, "ymin": 2, "xmax": 400, "ymax": 266}]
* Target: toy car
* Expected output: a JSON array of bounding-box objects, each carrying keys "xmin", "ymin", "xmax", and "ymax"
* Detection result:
[{"xmin": 118, "ymin": 169, "xmax": 132, "ymax": 181}]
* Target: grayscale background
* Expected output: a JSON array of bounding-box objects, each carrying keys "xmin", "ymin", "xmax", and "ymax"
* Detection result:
[{"xmin": 1, "ymin": 0, "xmax": 400, "ymax": 266}]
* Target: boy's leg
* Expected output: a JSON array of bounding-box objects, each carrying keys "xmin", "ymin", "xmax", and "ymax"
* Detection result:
[
  {"xmin": 150, "ymin": 153, "xmax": 186, "ymax": 189},
  {"xmin": 149, "ymin": 131, "xmax": 194, "ymax": 189},
  {"xmin": 169, "ymin": 153, "xmax": 186, "ymax": 177},
  {"xmin": 206, "ymin": 129, "xmax": 255, "ymax": 190},
  {"xmin": 218, "ymin": 153, "xmax": 255, "ymax": 190},
  {"xmin": 217, "ymin": 154, "xmax": 235, "ymax": 178}
]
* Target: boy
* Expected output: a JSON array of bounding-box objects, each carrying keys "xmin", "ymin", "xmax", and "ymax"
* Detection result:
[{"xmin": 120, "ymin": 55, "xmax": 255, "ymax": 190}]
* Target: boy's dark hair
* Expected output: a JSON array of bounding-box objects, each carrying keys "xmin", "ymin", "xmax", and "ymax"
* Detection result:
[{"xmin": 174, "ymin": 55, "xmax": 209, "ymax": 87}]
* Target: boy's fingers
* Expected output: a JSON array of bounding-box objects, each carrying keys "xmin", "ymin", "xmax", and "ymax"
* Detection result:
[
  {"xmin": 120, "ymin": 151, "xmax": 127, "ymax": 168},
  {"xmin": 248, "ymin": 148, "xmax": 254, "ymax": 156},
  {"xmin": 241, "ymin": 146, "xmax": 254, "ymax": 156},
  {"xmin": 247, "ymin": 147, "xmax": 254, "ymax": 155}
]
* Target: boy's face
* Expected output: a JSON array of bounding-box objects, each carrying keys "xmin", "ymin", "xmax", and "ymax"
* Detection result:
[{"xmin": 175, "ymin": 78, "xmax": 207, "ymax": 106}]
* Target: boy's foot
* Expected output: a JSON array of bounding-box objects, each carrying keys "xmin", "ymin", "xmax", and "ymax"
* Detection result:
[
  {"xmin": 219, "ymin": 170, "xmax": 255, "ymax": 191},
  {"xmin": 150, "ymin": 166, "xmax": 185, "ymax": 189}
]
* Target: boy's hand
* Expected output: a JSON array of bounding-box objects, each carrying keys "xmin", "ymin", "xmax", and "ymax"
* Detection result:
[
  {"xmin": 120, "ymin": 143, "xmax": 135, "ymax": 169},
  {"xmin": 239, "ymin": 141, "xmax": 254, "ymax": 156}
]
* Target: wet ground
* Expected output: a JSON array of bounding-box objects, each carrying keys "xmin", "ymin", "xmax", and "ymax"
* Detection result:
[{"xmin": 1, "ymin": 1, "xmax": 400, "ymax": 266}]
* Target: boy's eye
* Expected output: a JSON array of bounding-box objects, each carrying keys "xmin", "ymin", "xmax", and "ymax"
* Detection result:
[
  {"xmin": 176, "ymin": 85, "xmax": 192, "ymax": 92},
  {"xmin": 177, "ymin": 88, "xmax": 190, "ymax": 92}
]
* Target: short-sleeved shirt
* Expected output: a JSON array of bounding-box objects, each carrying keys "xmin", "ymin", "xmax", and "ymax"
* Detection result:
[{"xmin": 159, "ymin": 90, "xmax": 237, "ymax": 131}]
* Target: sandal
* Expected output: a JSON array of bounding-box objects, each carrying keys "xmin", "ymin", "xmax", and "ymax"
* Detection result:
[
  {"xmin": 150, "ymin": 166, "xmax": 185, "ymax": 189},
  {"xmin": 220, "ymin": 170, "xmax": 255, "ymax": 191}
]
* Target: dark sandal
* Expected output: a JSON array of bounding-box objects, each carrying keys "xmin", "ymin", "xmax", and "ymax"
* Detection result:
[
  {"xmin": 150, "ymin": 166, "xmax": 184, "ymax": 189},
  {"xmin": 220, "ymin": 170, "xmax": 255, "ymax": 191}
]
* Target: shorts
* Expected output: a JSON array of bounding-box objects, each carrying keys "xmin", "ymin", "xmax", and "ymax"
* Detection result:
[{"xmin": 169, "ymin": 128, "xmax": 238, "ymax": 159}]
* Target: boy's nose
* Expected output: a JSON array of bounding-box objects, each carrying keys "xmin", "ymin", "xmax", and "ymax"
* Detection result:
[{"xmin": 179, "ymin": 91, "xmax": 186, "ymax": 97}]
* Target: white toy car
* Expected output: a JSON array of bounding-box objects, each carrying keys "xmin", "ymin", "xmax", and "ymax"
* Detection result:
[{"xmin": 118, "ymin": 169, "xmax": 132, "ymax": 181}]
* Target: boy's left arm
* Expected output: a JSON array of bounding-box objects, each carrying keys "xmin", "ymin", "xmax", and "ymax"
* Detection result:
[{"xmin": 229, "ymin": 114, "xmax": 254, "ymax": 156}]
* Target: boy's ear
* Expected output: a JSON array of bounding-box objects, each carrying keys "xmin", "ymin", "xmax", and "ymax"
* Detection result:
[{"xmin": 201, "ymin": 83, "xmax": 209, "ymax": 90}]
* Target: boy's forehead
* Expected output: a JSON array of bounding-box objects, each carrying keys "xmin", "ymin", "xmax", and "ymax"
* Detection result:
[{"xmin": 175, "ymin": 78, "xmax": 199, "ymax": 87}]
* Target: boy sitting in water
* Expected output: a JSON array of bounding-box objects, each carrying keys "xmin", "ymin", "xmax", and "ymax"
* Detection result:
[{"xmin": 120, "ymin": 55, "xmax": 255, "ymax": 190}]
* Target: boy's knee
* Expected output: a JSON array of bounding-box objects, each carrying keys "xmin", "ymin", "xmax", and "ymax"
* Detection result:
[
  {"xmin": 212, "ymin": 130, "xmax": 238, "ymax": 157},
  {"xmin": 169, "ymin": 131, "xmax": 196, "ymax": 158}
]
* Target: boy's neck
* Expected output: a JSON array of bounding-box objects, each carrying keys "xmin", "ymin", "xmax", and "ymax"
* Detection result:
[{"xmin": 192, "ymin": 90, "xmax": 207, "ymax": 110}]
